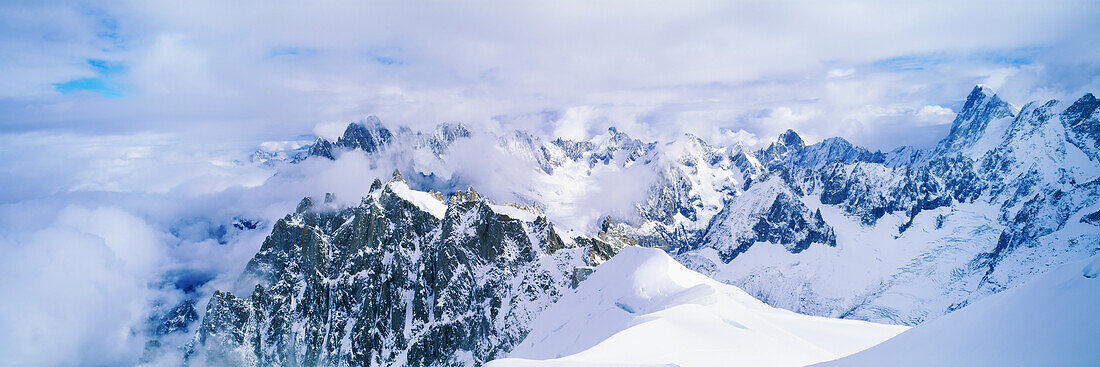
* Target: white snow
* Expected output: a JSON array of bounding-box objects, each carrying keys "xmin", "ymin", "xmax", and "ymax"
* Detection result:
[
  {"xmin": 818, "ymin": 254, "xmax": 1100, "ymax": 367},
  {"xmin": 388, "ymin": 181, "xmax": 448, "ymax": 219},
  {"xmin": 490, "ymin": 204, "xmax": 539, "ymax": 222},
  {"xmin": 1084, "ymin": 256, "xmax": 1100, "ymax": 279},
  {"xmin": 489, "ymin": 247, "xmax": 907, "ymax": 367},
  {"xmin": 689, "ymin": 197, "xmax": 1009, "ymax": 324}
]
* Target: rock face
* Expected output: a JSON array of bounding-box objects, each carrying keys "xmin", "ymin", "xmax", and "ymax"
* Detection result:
[
  {"xmin": 933, "ymin": 86, "xmax": 1016, "ymax": 157},
  {"xmin": 1061, "ymin": 93, "xmax": 1100, "ymax": 161},
  {"xmin": 186, "ymin": 175, "xmax": 620, "ymax": 366},
  {"xmin": 697, "ymin": 177, "xmax": 836, "ymax": 262}
]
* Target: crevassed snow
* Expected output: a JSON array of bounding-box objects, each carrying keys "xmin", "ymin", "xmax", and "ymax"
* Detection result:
[
  {"xmin": 488, "ymin": 247, "xmax": 907, "ymax": 367},
  {"xmin": 388, "ymin": 181, "xmax": 447, "ymax": 219},
  {"xmin": 817, "ymin": 254, "xmax": 1100, "ymax": 367}
]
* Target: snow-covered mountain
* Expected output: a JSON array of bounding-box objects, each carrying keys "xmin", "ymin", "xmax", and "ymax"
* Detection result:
[
  {"xmin": 488, "ymin": 246, "xmax": 906, "ymax": 367},
  {"xmin": 175, "ymin": 85, "xmax": 1098, "ymax": 365},
  {"xmin": 182, "ymin": 172, "xmax": 631, "ymax": 366},
  {"xmin": 259, "ymin": 85, "xmax": 1097, "ymax": 327},
  {"xmin": 678, "ymin": 87, "xmax": 1100, "ymax": 325}
]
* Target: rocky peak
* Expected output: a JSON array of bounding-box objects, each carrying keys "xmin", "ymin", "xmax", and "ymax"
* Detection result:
[
  {"xmin": 607, "ymin": 126, "xmax": 630, "ymax": 144},
  {"xmin": 1010, "ymin": 99, "xmax": 1061, "ymax": 132},
  {"xmin": 433, "ymin": 122, "xmax": 471, "ymax": 142},
  {"xmin": 391, "ymin": 168, "xmax": 406, "ymax": 183},
  {"xmin": 295, "ymin": 197, "xmax": 313, "ymax": 213},
  {"xmin": 777, "ymin": 129, "xmax": 805, "ymax": 149},
  {"xmin": 590, "ymin": 127, "xmax": 656, "ymax": 165},
  {"xmin": 757, "ymin": 129, "xmax": 806, "ymax": 168},
  {"xmin": 187, "ymin": 177, "xmax": 622, "ymax": 366},
  {"xmin": 306, "ymin": 137, "xmax": 336, "ymax": 160},
  {"xmin": 451, "ymin": 187, "xmax": 483, "ymax": 203},
  {"xmin": 934, "ymin": 85, "xmax": 1016, "ymax": 157},
  {"xmin": 1061, "ymin": 93, "xmax": 1100, "ymax": 161},
  {"xmin": 786, "ymin": 136, "xmax": 884, "ymax": 170},
  {"xmin": 336, "ymin": 116, "xmax": 392, "ymax": 153},
  {"xmin": 1062, "ymin": 93, "xmax": 1099, "ymax": 124},
  {"xmin": 413, "ymin": 123, "xmax": 473, "ymax": 155},
  {"xmin": 551, "ymin": 138, "xmax": 594, "ymax": 160}
]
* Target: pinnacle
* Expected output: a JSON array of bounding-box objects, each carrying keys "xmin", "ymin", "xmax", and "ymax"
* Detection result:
[
  {"xmin": 296, "ymin": 197, "xmax": 313, "ymax": 213},
  {"xmin": 451, "ymin": 187, "xmax": 482, "ymax": 203},
  {"xmin": 777, "ymin": 129, "xmax": 804, "ymax": 149}
]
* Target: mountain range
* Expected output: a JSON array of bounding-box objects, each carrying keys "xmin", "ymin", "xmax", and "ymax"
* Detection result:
[{"xmin": 165, "ymin": 86, "xmax": 1098, "ymax": 366}]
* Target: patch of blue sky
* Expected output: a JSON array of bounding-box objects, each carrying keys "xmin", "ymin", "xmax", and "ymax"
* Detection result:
[
  {"xmin": 979, "ymin": 47, "xmax": 1038, "ymax": 66},
  {"xmin": 374, "ymin": 56, "xmax": 403, "ymax": 65},
  {"xmin": 88, "ymin": 59, "xmax": 126, "ymax": 76},
  {"xmin": 875, "ymin": 53, "xmax": 949, "ymax": 71},
  {"xmin": 54, "ymin": 59, "xmax": 128, "ymax": 98},
  {"xmin": 875, "ymin": 48, "xmax": 1038, "ymax": 72},
  {"xmin": 270, "ymin": 46, "xmax": 316, "ymax": 57},
  {"xmin": 54, "ymin": 78, "xmax": 124, "ymax": 98}
]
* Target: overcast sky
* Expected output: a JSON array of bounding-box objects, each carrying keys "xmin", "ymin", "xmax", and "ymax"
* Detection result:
[
  {"xmin": 2, "ymin": 0, "xmax": 1098, "ymax": 214},
  {"xmin": 4, "ymin": 0, "xmax": 1099, "ymax": 145}
]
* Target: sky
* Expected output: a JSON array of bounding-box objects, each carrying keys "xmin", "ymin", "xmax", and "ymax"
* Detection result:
[
  {"xmin": 0, "ymin": 0, "xmax": 1097, "ymax": 202},
  {"xmin": 0, "ymin": 1, "xmax": 1098, "ymax": 366}
]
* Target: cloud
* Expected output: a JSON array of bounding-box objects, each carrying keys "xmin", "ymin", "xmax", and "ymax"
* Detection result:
[
  {"xmin": 2, "ymin": 1, "xmax": 1098, "ymax": 145},
  {"xmin": 916, "ymin": 105, "xmax": 954, "ymax": 124},
  {"xmin": 827, "ymin": 68, "xmax": 856, "ymax": 78},
  {"xmin": 552, "ymin": 106, "xmax": 601, "ymax": 141},
  {"xmin": 0, "ymin": 206, "xmax": 165, "ymax": 366}
]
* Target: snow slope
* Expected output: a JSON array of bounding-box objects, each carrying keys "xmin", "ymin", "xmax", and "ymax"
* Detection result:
[
  {"xmin": 817, "ymin": 255, "xmax": 1100, "ymax": 367},
  {"xmin": 489, "ymin": 247, "xmax": 907, "ymax": 367},
  {"xmin": 388, "ymin": 180, "xmax": 448, "ymax": 218}
]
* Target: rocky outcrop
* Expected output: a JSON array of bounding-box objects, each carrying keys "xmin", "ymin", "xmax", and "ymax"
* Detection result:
[{"xmin": 185, "ymin": 174, "xmax": 624, "ymax": 366}]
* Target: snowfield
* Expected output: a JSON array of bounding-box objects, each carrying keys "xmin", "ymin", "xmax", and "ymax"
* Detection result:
[
  {"xmin": 489, "ymin": 247, "xmax": 907, "ymax": 367},
  {"xmin": 817, "ymin": 254, "xmax": 1100, "ymax": 367}
]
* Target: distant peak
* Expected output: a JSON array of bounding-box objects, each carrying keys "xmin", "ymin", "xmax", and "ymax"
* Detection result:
[
  {"xmin": 1076, "ymin": 92, "xmax": 1097, "ymax": 104},
  {"xmin": 296, "ymin": 197, "xmax": 313, "ymax": 213},
  {"xmin": 347, "ymin": 115, "xmax": 384, "ymax": 131},
  {"xmin": 934, "ymin": 84, "xmax": 1015, "ymax": 156},
  {"xmin": 957, "ymin": 84, "xmax": 1015, "ymax": 120},
  {"xmin": 338, "ymin": 116, "xmax": 392, "ymax": 153},
  {"xmin": 391, "ymin": 169, "xmax": 406, "ymax": 183},
  {"xmin": 819, "ymin": 136, "xmax": 853, "ymax": 148},
  {"xmin": 1060, "ymin": 92, "xmax": 1100, "ymax": 130},
  {"xmin": 437, "ymin": 122, "xmax": 469, "ymax": 132},
  {"xmin": 777, "ymin": 129, "xmax": 804, "ymax": 148},
  {"xmin": 963, "ymin": 85, "xmax": 1002, "ymax": 109},
  {"xmin": 362, "ymin": 115, "xmax": 382, "ymax": 126},
  {"xmin": 607, "ymin": 126, "xmax": 629, "ymax": 141}
]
